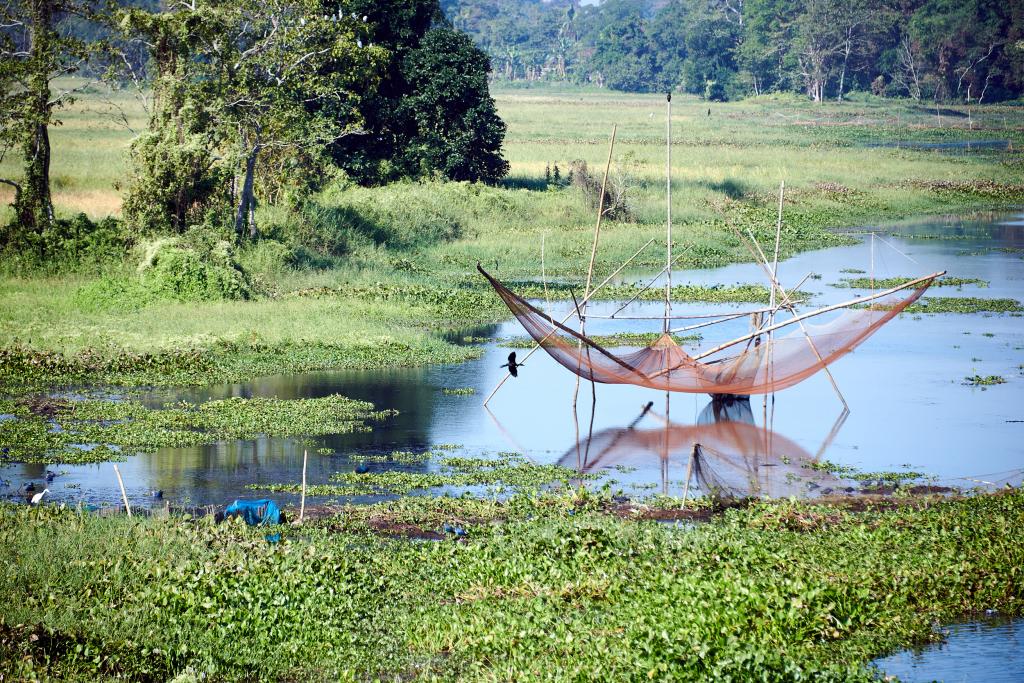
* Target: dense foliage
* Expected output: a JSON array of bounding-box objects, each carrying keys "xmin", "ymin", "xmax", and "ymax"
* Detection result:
[
  {"xmin": 1, "ymin": 489, "xmax": 1022, "ymax": 680},
  {"xmin": 1, "ymin": 0, "xmax": 508, "ymax": 251},
  {"xmin": 444, "ymin": 0, "xmax": 1024, "ymax": 102}
]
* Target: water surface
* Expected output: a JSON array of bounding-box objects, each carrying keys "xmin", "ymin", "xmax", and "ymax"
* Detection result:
[
  {"xmin": 3, "ymin": 211, "xmax": 1022, "ymax": 508},
  {"xmin": 875, "ymin": 617, "xmax": 1024, "ymax": 682}
]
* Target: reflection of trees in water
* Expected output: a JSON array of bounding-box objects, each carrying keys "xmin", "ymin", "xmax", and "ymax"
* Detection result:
[{"xmin": 137, "ymin": 327, "xmax": 507, "ymax": 498}]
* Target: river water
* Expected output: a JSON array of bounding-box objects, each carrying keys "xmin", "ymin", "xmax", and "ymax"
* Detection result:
[
  {"xmin": 874, "ymin": 616, "xmax": 1024, "ymax": 682},
  {"xmin": 2, "ymin": 211, "xmax": 1023, "ymax": 508}
]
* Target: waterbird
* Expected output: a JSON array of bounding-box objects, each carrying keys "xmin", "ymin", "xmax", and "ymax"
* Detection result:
[
  {"xmin": 22, "ymin": 482, "xmax": 36, "ymax": 493},
  {"xmin": 500, "ymin": 351, "xmax": 523, "ymax": 378},
  {"xmin": 29, "ymin": 488, "xmax": 48, "ymax": 505},
  {"xmin": 151, "ymin": 489, "xmax": 163, "ymax": 499},
  {"xmin": 442, "ymin": 522, "xmax": 455, "ymax": 534},
  {"xmin": 45, "ymin": 470, "xmax": 56, "ymax": 482},
  {"xmin": 454, "ymin": 526, "xmax": 467, "ymax": 538},
  {"xmin": 354, "ymin": 462, "xmax": 370, "ymax": 474}
]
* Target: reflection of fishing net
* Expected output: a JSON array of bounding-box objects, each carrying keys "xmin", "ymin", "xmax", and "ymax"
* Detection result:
[
  {"xmin": 480, "ymin": 266, "xmax": 932, "ymax": 396},
  {"xmin": 557, "ymin": 419, "xmax": 844, "ymax": 498}
]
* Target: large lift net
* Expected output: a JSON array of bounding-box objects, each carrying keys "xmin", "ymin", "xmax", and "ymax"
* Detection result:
[{"xmin": 479, "ymin": 265, "xmax": 934, "ymax": 396}]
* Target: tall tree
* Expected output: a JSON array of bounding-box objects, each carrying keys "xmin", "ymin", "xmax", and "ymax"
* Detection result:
[
  {"xmin": 0, "ymin": 0, "xmax": 94, "ymax": 235},
  {"xmin": 400, "ymin": 28, "xmax": 508, "ymax": 182},
  {"xmin": 118, "ymin": 0, "xmax": 385, "ymax": 237}
]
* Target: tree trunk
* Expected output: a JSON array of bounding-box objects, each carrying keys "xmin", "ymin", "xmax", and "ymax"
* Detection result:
[
  {"xmin": 234, "ymin": 140, "xmax": 260, "ymax": 240},
  {"xmin": 837, "ymin": 38, "xmax": 852, "ymax": 102},
  {"xmin": 18, "ymin": 0, "xmax": 55, "ymax": 233}
]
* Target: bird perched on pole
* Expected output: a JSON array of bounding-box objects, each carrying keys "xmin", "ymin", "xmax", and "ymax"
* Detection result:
[
  {"xmin": 500, "ymin": 351, "xmax": 523, "ymax": 377},
  {"xmin": 29, "ymin": 488, "xmax": 48, "ymax": 506}
]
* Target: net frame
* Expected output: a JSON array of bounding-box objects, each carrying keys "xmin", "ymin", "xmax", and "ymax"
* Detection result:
[{"xmin": 479, "ymin": 264, "xmax": 936, "ymax": 396}]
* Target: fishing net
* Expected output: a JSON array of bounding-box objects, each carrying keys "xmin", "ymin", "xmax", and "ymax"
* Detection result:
[
  {"xmin": 556, "ymin": 408, "xmax": 846, "ymax": 498},
  {"xmin": 480, "ymin": 265, "xmax": 934, "ymax": 396}
]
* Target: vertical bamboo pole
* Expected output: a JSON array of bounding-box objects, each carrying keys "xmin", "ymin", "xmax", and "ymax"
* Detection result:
[
  {"xmin": 664, "ymin": 93, "xmax": 673, "ymax": 332},
  {"xmin": 298, "ymin": 449, "xmax": 308, "ymax": 524},
  {"xmin": 574, "ymin": 126, "xmax": 617, "ymax": 414},
  {"xmin": 112, "ymin": 464, "xmax": 131, "ymax": 518}
]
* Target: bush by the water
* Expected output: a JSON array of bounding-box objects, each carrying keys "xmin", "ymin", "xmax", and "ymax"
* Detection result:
[{"xmin": 73, "ymin": 228, "xmax": 253, "ymax": 310}]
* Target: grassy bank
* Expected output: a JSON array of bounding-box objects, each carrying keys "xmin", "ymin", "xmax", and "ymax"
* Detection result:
[
  {"xmin": 1, "ymin": 488, "xmax": 1021, "ymax": 681},
  {"xmin": 2, "ymin": 86, "xmax": 1024, "ymax": 392}
]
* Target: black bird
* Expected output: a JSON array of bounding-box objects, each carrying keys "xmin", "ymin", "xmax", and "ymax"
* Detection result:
[
  {"xmin": 151, "ymin": 489, "xmax": 163, "ymax": 499},
  {"xmin": 22, "ymin": 482, "xmax": 36, "ymax": 493},
  {"xmin": 500, "ymin": 351, "xmax": 523, "ymax": 377},
  {"xmin": 45, "ymin": 470, "xmax": 56, "ymax": 482},
  {"xmin": 354, "ymin": 462, "xmax": 370, "ymax": 474}
]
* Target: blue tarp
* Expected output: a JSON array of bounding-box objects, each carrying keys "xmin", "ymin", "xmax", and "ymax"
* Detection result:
[{"xmin": 225, "ymin": 499, "xmax": 282, "ymax": 526}]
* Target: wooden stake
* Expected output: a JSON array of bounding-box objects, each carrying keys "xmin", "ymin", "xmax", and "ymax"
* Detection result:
[
  {"xmin": 112, "ymin": 464, "xmax": 131, "ymax": 518},
  {"xmin": 682, "ymin": 443, "xmax": 697, "ymax": 506},
  {"xmin": 770, "ymin": 181, "xmax": 784, "ymax": 314},
  {"xmin": 298, "ymin": 449, "xmax": 308, "ymax": 524}
]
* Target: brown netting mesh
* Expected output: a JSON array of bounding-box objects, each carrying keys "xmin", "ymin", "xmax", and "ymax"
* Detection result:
[
  {"xmin": 556, "ymin": 408, "xmax": 847, "ymax": 498},
  {"xmin": 480, "ymin": 265, "xmax": 933, "ymax": 395}
]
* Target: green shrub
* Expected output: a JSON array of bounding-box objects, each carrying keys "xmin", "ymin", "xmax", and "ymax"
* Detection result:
[
  {"xmin": 137, "ymin": 236, "xmax": 252, "ymax": 302},
  {"xmin": 0, "ymin": 213, "xmax": 132, "ymax": 275}
]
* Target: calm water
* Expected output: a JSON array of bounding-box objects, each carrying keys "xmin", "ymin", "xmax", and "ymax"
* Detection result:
[
  {"xmin": 874, "ymin": 617, "xmax": 1024, "ymax": 682},
  {"xmin": 3, "ymin": 211, "xmax": 1023, "ymax": 507}
]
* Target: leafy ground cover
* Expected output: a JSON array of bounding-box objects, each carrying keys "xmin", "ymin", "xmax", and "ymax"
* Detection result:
[
  {"xmin": 1, "ymin": 488, "xmax": 1021, "ymax": 681},
  {"xmin": 254, "ymin": 452, "xmax": 595, "ymax": 498},
  {"xmin": 905, "ymin": 297, "xmax": 1024, "ymax": 314},
  {"xmin": 0, "ymin": 395, "xmax": 393, "ymax": 465},
  {"xmin": 501, "ymin": 332, "xmax": 703, "ymax": 348},
  {"xmin": 833, "ymin": 275, "xmax": 989, "ymax": 289}
]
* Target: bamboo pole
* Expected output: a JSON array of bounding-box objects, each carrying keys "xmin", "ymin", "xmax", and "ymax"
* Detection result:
[
  {"xmin": 298, "ymin": 449, "xmax": 308, "ymax": 524},
  {"xmin": 689, "ymin": 271, "xmax": 944, "ymax": 361},
  {"xmin": 741, "ymin": 225, "xmax": 849, "ymax": 407},
  {"xmin": 665, "ymin": 93, "xmax": 673, "ymax": 332},
  {"xmin": 575, "ymin": 126, "xmax": 617, "ymax": 410},
  {"xmin": 682, "ymin": 443, "xmax": 697, "ymax": 506},
  {"xmin": 583, "ymin": 125, "xmax": 617, "ymax": 301},
  {"xmin": 644, "ymin": 271, "xmax": 944, "ymax": 380},
  {"xmin": 605, "ymin": 244, "xmax": 695, "ymax": 318},
  {"xmin": 481, "ymin": 237, "xmax": 655, "ymax": 406},
  {"xmin": 112, "ymin": 464, "xmax": 131, "ymax": 518}
]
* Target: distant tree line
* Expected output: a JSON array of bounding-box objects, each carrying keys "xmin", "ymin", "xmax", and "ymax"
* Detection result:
[
  {"xmin": 442, "ymin": 0, "xmax": 1024, "ymax": 103},
  {"xmin": 0, "ymin": 0, "xmax": 508, "ymax": 246}
]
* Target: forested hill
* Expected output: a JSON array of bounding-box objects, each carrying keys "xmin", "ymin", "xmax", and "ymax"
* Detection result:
[{"xmin": 441, "ymin": 0, "xmax": 1024, "ymax": 103}]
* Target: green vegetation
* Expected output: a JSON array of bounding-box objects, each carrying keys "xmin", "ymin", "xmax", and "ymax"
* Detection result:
[
  {"xmin": 835, "ymin": 275, "xmax": 989, "ymax": 289},
  {"xmin": 447, "ymin": 0, "xmax": 1023, "ymax": 104},
  {"xmin": 0, "ymin": 395, "xmax": 393, "ymax": 464},
  {"xmin": 905, "ymin": 297, "xmax": 1024, "ymax": 314},
  {"xmin": 2, "ymin": 489, "xmax": 1023, "ymax": 680},
  {"xmin": 442, "ymin": 386, "xmax": 477, "ymax": 395},
  {"xmin": 2, "ymin": 87, "xmax": 1024, "ymax": 392},
  {"xmin": 502, "ymin": 332, "xmax": 702, "ymax": 349},
  {"xmin": 963, "ymin": 374, "xmax": 1007, "ymax": 387},
  {"xmin": 255, "ymin": 452, "xmax": 593, "ymax": 497}
]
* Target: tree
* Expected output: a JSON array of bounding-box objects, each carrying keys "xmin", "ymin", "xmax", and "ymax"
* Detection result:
[
  {"xmin": 117, "ymin": 0, "xmax": 386, "ymax": 237},
  {"xmin": 331, "ymin": 0, "xmax": 508, "ymax": 185},
  {"xmin": 400, "ymin": 28, "xmax": 508, "ymax": 182},
  {"xmin": 680, "ymin": 0, "xmax": 742, "ymax": 99},
  {"xmin": 0, "ymin": 0, "xmax": 95, "ymax": 236},
  {"xmin": 591, "ymin": 12, "xmax": 660, "ymax": 92}
]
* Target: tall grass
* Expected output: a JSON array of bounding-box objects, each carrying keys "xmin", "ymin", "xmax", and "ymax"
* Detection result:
[{"xmin": 2, "ymin": 83, "xmax": 1023, "ymax": 381}]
